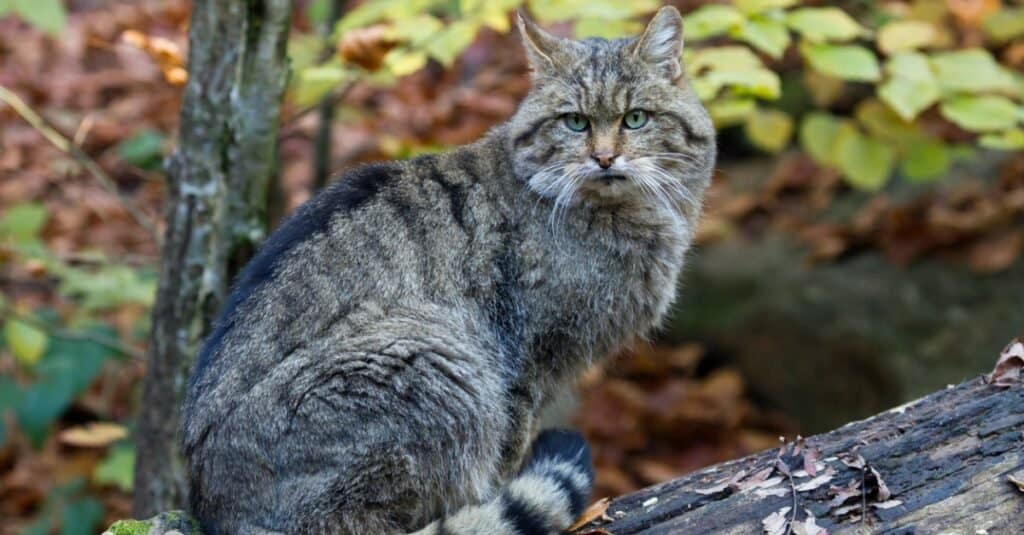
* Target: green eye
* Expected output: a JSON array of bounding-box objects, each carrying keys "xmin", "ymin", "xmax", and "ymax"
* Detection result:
[
  {"xmin": 563, "ymin": 113, "xmax": 589, "ymax": 132},
  {"xmin": 623, "ymin": 109, "xmax": 648, "ymax": 129}
]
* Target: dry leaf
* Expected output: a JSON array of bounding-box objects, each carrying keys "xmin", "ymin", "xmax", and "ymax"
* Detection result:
[
  {"xmin": 987, "ymin": 337, "xmax": 1024, "ymax": 387},
  {"xmin": 872, "ymin": 499, "xmax": 903, "ymax": 510},
  {"xmin": 568, "ymin": 497, "xmax": 610, "ymax": 532},
  {"xmin": 1008, "ymin": 473, "xmax": 1024, "ymax": 493},
  {"xmin": 802, "ymin": 448, "xmax": 822, "ymax": 477},
  {"xmin": 869, "ymin": 466, "xmax": 892, "ymax": 501},
  {"xmin": 791, "ymin": 510, "xmax": 828, "ymax": 535},
  {"xmin": 337, "ymin": 25, "xmax": 399, "ymax": 71},
  {"xmin": 827, "ymin": 479, "xmax": 862, "ymax": 508},
  {"xmin": 762, "ymin": 506, "xmax": 791, "ymax": 535},
  {"xmin": 58, "ymin": 422, "xmax": 128, "ymax": 448},
  {"xmin": 795, "ymin": 467, "xmax": 837, "ymax": 492}
]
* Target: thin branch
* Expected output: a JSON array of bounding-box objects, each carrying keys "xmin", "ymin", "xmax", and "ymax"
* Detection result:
[
  {"xmin": 281, "ymin": 81, "xmax": 357, "ymax": 131},
  {"xmin": 0, "ymin": 244, "xmax": 158, "ymax": 267},
  {"xmin": 0, "ymin": 302, "xmax": 146, "ymax": 360},
  {"xmin": 313, "ymin": 0, "xmax": 348, "ymax": 190},
  {"xmin": 0, "ymin": 84, "xmax": 162, "ymax": 245}
]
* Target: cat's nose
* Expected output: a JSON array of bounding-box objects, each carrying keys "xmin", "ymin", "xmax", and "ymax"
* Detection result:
[{"xmin": 592, "ymin": 152, "xmax": 617, "ymax": 169}]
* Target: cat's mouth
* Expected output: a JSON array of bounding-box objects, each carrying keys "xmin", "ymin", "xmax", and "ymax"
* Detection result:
[{"xmin": 592, "ymin": 170, "xmax": 628, "ymax": 182}]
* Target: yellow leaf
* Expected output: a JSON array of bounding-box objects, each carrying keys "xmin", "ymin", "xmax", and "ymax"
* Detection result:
[
  {"xmin": 877, "ymin": 20, "xmax": 935, "ymax": 54},
  {"xmin": 4, "ymin": 318, "xmax": 47, "ymax": 367},
  {"xmin": 745, "ymin": 109, "xmax": 794, "ymax": 153},
  {"xmin": 59, "ymin": 422, "xmax": 129, "ymax": 448}
]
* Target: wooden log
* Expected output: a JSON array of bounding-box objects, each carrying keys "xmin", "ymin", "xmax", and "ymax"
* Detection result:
[{"xmin": 580, "ymin": 377, "xmax": 1024, "ymax": 534}]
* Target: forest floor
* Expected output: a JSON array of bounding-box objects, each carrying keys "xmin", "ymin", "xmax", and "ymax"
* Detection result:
[{"xmin": 1, "ymin": 1, "xmax": 1022, "ymax": 533}]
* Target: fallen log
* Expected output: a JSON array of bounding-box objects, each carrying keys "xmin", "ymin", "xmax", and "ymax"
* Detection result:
[
  {"xmin": 578, "ymin": 364, "xmax": 1024, "ymax": 533},
  {"xmin": 107, "ymin": 347, "xmax": 1024, "ymax": 535}
]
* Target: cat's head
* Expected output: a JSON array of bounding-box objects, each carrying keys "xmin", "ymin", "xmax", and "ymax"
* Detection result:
[{"xmin": 508, "ymin": 7, "xmax": 715, "ymax": 221}]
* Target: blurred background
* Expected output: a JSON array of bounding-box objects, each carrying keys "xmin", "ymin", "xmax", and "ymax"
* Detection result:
[{"xmin": 1, "ymin": 0, "xmax": 1022, "ymax": 532}]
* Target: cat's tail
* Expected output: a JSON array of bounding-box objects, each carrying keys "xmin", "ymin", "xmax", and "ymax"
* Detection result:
[{"xmin": 411, "ymin": 429, "xmax": 594, "ymax": 535}]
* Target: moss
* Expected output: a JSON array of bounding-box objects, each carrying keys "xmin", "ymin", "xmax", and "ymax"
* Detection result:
[{"xmin": 104, "ymin": 519, "xmax": 152, "ymax": 535}]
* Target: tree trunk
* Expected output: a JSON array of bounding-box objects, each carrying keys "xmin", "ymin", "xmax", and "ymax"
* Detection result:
[
  {"xmin": 580, "ymin": 377, "xmax": 1024, "ymax": 534},
  {"xmin": 132, "ymin": 0, "xmax": 292, "ymax": 517}
]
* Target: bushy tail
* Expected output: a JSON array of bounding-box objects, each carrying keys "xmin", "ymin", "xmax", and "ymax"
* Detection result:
[{"xmin": 412, "ymin": 429, "xmax": 594, "ymax": 535}]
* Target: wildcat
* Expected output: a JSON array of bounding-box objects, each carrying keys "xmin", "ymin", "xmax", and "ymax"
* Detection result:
[{"xmin": 182, "ymin": 7, "xmax": 715, "ymax": 534}]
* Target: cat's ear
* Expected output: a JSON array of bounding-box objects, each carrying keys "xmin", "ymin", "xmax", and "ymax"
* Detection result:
[
  {"xmin": 633, "ymin": 6, "xmax": 685, "ymax": 81},
  {"xmin": 517, "ymin": 12, "xmax": 565, "ymax": 75}
]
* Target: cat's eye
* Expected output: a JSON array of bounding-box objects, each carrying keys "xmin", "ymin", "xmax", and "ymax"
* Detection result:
[
  {"xmin": 623, "ymin": 109, "xmax": 649, "ymax": 129},
  {"xmin": 563, "ymin": 113, "xmax": 589, "ymax": 132}
]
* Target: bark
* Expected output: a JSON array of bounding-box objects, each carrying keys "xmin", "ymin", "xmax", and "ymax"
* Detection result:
[
  {"xmin": 114, "ymin": 378, "xmax": 1024, "ymax": 533},
  {"xmin": 582, "ymin": 378, "xmax": 1024, "ymax": 534},
  {"xmin": 132, "ymin": 0, "xmax": 292, "ymax": 517}
]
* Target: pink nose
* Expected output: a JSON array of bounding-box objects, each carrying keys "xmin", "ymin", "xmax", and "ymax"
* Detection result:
[{"xmin": 592, "ymin": 152, "xmax": 616, "ymax": 169}]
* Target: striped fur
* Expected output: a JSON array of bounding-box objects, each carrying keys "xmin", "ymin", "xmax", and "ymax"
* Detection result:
[{"xmin": 182, "ymin": 7, "xmax": 714, "ymax": 535}]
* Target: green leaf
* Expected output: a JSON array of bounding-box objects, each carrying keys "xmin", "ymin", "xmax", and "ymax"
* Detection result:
[
  {"xmin": 424, "ymin": 20, "xmax": 479, "ymax": 66},
  {"xmin": 855, "ymin": 98, "xmax": 922, "ymax": 144},
  {"xmin": 60, "ymin": 496, "xmax": 104, "ymax": 535},
  {"xmin": 4, "ymin": 318, "xmax": 48, "ymax": 367},
  {"xmin": 708, "ymin": 98, "xmax": 756, "ymax": 127},
  {"xmin": 879, "ymin": 54, "xmax": 941, "ymax": 121},
  {"xmin": 528, "ymin": 0, "xmax": 658, "ymax": 23},
  {"xmin": 979, "ymin": 128, "xmax": 1024, "ymax": 150},
  {"xmin": 879, "ymin": 77, "xmax": 940, "ymax": 121},
  {"xmin": 337, "ymin": 0, "xmax": 442, "ymax": 32},
  {"xmin": 732, "ymin": 16, "xmax": 791, "ymax": 59},
  {"xmin": 293, "ymin": 64, "xmax": 349, "ymax": 107},
  {"xmin": 93, "ymin": 445, "xmax": 135, "ymax": 492},
  {"xmin": 785, "ymin": 8, "xmax": 864, "ymax": 43},
  {"xmin": 885, "ymin": 51, "xmax": 935, "ymax": 81},
  {"xmin": 703, "ymin": 68, "xmax": 781, "ymax": 100},
  {"xmin": 901, "ymin": 139, "xmax": 952, "ymax": 181},
  {"xmin": 744, "ymin": 108, "xmax": 794, "ymax": 153},
  {"xmin": 383, "ymin": 48, "xmax": 428, "ymax": 77},
  {"xmin": 940, "ymin": 94, "xmax": 1019, "ymax": 132},
  {"xmin": 800, "ymin": 43, "xmax": 881, "ymax": 82},
  {"xmin": 391, "ymin": 14, "xmax": 445, "ymax": 46},
  {"xmin": 10, "ymin": 0, "xmax": 66, "ymax": 36},
  {"xmin": 0, "ymin": 202, "xmax": 47, "ymax": 244},
  {"xmin": 983, "ymin": 8, "xmax": 1024, "ymax": 43},
  {"xmin": 930, "ymin": 49, "xmax": 1018, "ymax": 94},
  {"xmin": 682, "ymin": 5, "xmax": 745, "ymax": 41},
  {"xmin": 53, "ymin": 264, "xmax": 156, "ymax": 311},
  {"xmin": 836, "ymin": 132, "xmax": 894, "ymax": 191},
  {"xmin": 116, "ymin": 130, "xmax": 165, "ymax": 170},
  {"xmin": 734, "ymin": 0, "xmax": 797, "ymax": 15},
  {"xmin": 573, "ymin": 17, "xmax": 642, "ymax": 40},
  {"xmin": 15, "ymin": 328, "xmax": 114, "ymax": 446},
  {"xmin": 877, "ymin": 20, "xmax": 935, "ymax": 54},
  {"xmin": 688, "ymin": 46, "xmax": 764, "ymax": 74},
  {"xmin": 799, "ymin": 112, "xmax": 843, "ymax": 165}
]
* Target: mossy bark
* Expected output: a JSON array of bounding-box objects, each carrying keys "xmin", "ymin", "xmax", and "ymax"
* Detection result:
[{"xmin": 132, "ymin": 0, "xmax": 292, "ymax": 517}]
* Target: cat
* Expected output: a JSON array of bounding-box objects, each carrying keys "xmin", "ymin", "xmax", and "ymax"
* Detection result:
[{"xmin": 182, "ymin": 6, "xmax": 715, "ymax": 534}]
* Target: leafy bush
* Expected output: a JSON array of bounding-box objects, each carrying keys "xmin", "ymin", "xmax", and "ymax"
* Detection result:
[{"xmin": 297, "ymin": 0, "xmax": 1024, "ymax": 190}]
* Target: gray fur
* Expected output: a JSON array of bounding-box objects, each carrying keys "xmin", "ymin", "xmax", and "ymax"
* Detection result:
[{"xmin": 182, "ymin": 7, "xmax": 715, "ymax": 534}]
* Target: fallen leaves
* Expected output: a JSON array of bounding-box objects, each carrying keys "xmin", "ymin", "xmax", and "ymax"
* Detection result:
[
  {"xmin": 58, "ymin": 423, "xmax": 128, "ymax": 448},
  {"xmin": 120, "ymin": 30, "xmax": 187, "ymax": 86},
  {"xmin": 568, "ymin": 497, "xmax": 610, "ymax": 532},
  {"xmin": 986, "ymin": 337, "xmax": 1024, "ymax": 387},
  {"xmin": 337, "ymin": 25, "xmax": 399, "ymax": 71},
  {"xmin": 1008, "ymin": 472, "xmax": 1024, "ymax": 493}
]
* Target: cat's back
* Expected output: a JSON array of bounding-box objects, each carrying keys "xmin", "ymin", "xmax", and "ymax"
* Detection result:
[{"xmin": 183, "ymin": 140, "xmax": 512, "ymax": 436}]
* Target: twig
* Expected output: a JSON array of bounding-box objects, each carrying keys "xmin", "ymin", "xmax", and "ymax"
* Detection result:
[
  {"xmin": 1, "ymin": 243, "xmax": 158, "ymax": 267},
  {"xmin": 281, "ymin": 81, "xmax": 356, "ymax": 130},
  {"xmin": 0, "ymin": 84, "xmax": 162, "ymax": 245},
  {"xmin": 0, "ymin": 302, "xmax": 146, "ymax": 360},
  {"xmin": 313, "ymin": 0, "xmax": 348, "ymax": 190}
]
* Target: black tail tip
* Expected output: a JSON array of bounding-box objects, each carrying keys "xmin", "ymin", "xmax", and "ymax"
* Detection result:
[{"xmin": 524, "ymin": 429, "xmax": 593, "ymax": 479}]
